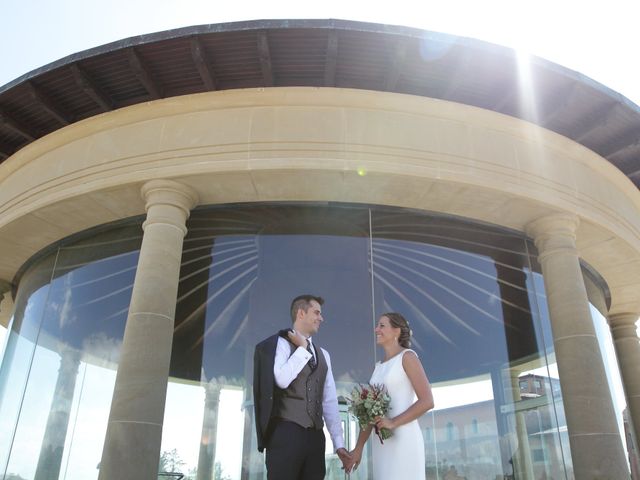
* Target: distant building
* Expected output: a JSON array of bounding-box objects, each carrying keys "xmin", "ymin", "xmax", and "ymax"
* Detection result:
[
  {"xmin": 518, "ymin": 373, "xmax": 561, "ymax": 399},
  {"xmin": 423, "ymin": 373, "xmax": 568, "ymax": 480}
]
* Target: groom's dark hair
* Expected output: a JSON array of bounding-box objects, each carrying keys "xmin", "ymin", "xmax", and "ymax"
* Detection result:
[{"xmin": 290, "ymin": 294, "xmax": 324, "ymax": 323}]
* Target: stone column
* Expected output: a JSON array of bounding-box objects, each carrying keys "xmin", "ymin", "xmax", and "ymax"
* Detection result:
[
  {"xmin": 526, "ymin": 214, "xmax": 628, "ymax": 478},
  {"xmin": 99, "ymin": 179, "xmax": 198, "ymax": 480},
  {"xmin": 609, "ymin": 312, "xmax": 640, "ymax": 449},
  {"xmin": 35, "ymin": 346, "xmax": 81, "ymax": 480},
  {"xmin": 505, "ymin": 369, "xmax": 534, "ymax": 480},
  {"xmin": 196, "ymin": 379, "xmax": 222, "ymax": 480}
]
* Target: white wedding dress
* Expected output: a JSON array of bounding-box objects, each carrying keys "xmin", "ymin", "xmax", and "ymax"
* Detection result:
[{"xmin": 369, "ymin": 349, "xmax": 425, "ymax": 480}]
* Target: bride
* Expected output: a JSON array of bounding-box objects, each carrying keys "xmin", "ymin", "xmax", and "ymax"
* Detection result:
[{"xmin": 347, "ymin": 313, "xmax": 434, "ymax": 479}]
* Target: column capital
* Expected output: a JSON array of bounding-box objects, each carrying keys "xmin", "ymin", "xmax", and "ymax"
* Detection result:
[
  {"xmin": 525, "ymin": 213, "xmax": 580, "ymax": 258},
  {"xmin": 0, "ymin": 279, "xmax": 12, "ymax": 295},
  {"xmin": 0, "ymin": 280, "xmax": 13, "ymax": 321},
  {"xmin": 141, "ymin": 179, "xmax": 199, "ymax": 215},
  {"xmin": 609, "ymin": 312, "xmax": 640, "ymax": 327},
  {"xmin": 525, "ymin": 213, "xmax": 579, "ymax": 241},
  {"xmin": 609, "ymin": 312, "xmax": 640, "ymax": 340},
  {"xmin": 141, "ymin": 179, "xmax": 198, "ymax": 234}
]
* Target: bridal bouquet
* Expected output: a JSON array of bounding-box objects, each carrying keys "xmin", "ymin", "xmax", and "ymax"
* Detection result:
[{"xmin": 347, "ymin": 383, "xmax": 393, "ymax": 444}]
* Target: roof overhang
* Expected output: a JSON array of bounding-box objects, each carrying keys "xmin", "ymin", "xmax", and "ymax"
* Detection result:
[{"xmin": 1, "ymin": 19, "xmax": 639, "ymax": 186}]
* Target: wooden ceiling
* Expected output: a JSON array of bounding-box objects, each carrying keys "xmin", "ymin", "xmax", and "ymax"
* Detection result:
[{"xmin": 1, "ymin": 19, "xmax": 639, "ymax": 186}]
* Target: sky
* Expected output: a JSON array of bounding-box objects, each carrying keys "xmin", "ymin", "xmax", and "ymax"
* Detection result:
[{"xmin": 1, "ymin": 0, "xmax": 639, "ymax": 108}]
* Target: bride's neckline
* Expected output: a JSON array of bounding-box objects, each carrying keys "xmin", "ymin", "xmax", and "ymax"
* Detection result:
[{"xmin": 380, "ymin": 348, "xmax": 406, "ymax": 364}]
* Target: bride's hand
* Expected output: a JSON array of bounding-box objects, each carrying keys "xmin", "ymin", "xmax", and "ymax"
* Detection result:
[
  {"xmin": 348, "ymin": 446, "xmax": 363, "ymax": 472},
  {"xmin": 375, "ymin": 415, "xmax": 396, "ymax": 430},
  {"xmin": 337, "ymin": 448, "xmax": 353, "ymax": 472}
]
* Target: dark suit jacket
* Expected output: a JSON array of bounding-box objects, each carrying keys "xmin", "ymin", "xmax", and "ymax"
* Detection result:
[{"xmin": 253, "ymin": 329, "xmax": 291, "ymax": 452}]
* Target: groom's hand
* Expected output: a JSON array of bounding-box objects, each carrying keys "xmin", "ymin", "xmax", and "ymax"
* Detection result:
[
  {"xmin": 336, "ymin": 448, "xmax": 353, "ymax": 472},
  {"xmin": 287, "ymin": 330, "xmax": 308, "ymax": 348}
]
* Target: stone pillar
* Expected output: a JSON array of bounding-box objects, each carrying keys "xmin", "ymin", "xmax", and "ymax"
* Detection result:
[
  {"xmin": 0, "ymin": 280, "xmax": 13, "ymax": 327},
  {"xmin": 505, "ymin": 369, "xmax": 534, "ymax": 480},
  {"xmin": 196, "ymin": 379, "xmax": 222, "ymax": 480},
  {"xmin": 34, "ymin": 346, "xmax": 81, "ymax": 480},
  {"xmin": 526, "ymin": 214, "xmax": 628, "ymax": 478},
  {"xmin": 99, "ymin": 179, "xmax": 198, "ymax": 480},
  {"xmin": 609, "ymin": 312, "xmax": 640, "ymax": 449}
]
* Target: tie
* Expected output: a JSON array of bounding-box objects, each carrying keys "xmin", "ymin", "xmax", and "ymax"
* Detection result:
[{"xmin": 307, "ymin": 342, "xmax": 317, "ymax": 369}]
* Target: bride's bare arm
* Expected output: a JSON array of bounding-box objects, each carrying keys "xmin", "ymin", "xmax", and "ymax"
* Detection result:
[
  {"xmin": 348, "ymin": 424, "xmax": 373, "ymax": 472},
  {"xmin": 375, "ymin": 351, "xmax": 434, "ymax": 431}
]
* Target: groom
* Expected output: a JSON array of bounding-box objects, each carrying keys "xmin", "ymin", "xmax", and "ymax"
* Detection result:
[{"xmin": 253, "ymin": 294, "xmax": 351, "ymax": 479}]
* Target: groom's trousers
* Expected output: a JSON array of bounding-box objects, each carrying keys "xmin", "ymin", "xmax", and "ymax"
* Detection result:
[{"xmin": 265, "ymin": 420, "xmax": 326, "ymax": 480}]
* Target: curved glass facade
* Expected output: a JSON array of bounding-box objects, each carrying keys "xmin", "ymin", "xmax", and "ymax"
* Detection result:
[
  {"xmin": 0, "ymin": 204, "xmax": 586, "ymax": 479},
  {"xmin": 0, "ymin": 224, "xmax": 142, "ymax": 480}
]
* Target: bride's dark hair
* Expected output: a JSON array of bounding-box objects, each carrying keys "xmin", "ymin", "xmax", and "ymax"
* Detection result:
[{"xmin": 382, "ymin": 312, "xmax": 412, "ymax": 348}]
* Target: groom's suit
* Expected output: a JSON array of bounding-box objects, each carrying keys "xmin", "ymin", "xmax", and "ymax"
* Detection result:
[
  {"xmin": 253, "ymin": 328, "xmax": 344, "ymax": 480},
  {"xmin": 253, "ymin": 329, "xmax": 289, "ymax": 452}
]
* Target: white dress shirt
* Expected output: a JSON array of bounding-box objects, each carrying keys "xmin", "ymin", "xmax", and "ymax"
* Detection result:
[{"xmin": 273, "ymin": 333, "xmax": 345, "ymax": 451}]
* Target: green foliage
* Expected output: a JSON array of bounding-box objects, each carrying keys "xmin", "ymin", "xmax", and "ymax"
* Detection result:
[{"xmin": 159, "ymin": 448, "xmax": 186, "ymax": 474}]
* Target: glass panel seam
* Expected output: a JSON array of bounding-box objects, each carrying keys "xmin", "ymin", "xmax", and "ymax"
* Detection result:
[
  {"xmin": 61, "ymin": 361, "xmax": 87, "ymax": 480},
  {"xmin": 368, "ymin": 208, "xmax": 378, "ymax": 362}
]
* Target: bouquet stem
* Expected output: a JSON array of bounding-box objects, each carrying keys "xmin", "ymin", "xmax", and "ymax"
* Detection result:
[{"xmin": 374, "ymin": 425, "xmax": 393, "ymax": 444}]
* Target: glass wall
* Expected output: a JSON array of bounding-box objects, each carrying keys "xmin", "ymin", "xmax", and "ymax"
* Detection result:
[
  {"xmin": 369, "ymin": 211, "xmax": 569, "ymax": 480},
  {"xmin": 157, "ymin": 205, "xmax": 572, "ymax": 480},
  {"xmin": 0, "ymin": 204, "xmax": 599, "ymax": 479},
  {"xmin": 0, "ymin": 224, "xmax": 142, "ymax": 480},
  {"xmin": 589, "ymin": 304, "xmax": 635, "ymax": 469},
  {"xmin": 160, "ymin": 205, "xmax": 374, "ymax": 480}
]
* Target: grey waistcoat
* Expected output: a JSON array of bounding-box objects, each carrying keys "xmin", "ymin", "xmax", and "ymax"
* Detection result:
[{"xmin": 274, "ymin": 341, "xmax": 328, "ymax": 429}]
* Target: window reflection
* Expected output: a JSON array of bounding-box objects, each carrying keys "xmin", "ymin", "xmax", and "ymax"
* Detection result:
[
  {"xmin": 589, "ymin": 304, "xmax": 630, "ymax": 461},
  {"xmin": 0, "ymin": 223, "xmax": 141, "ymax": 480},
  {"xmin": 156, "ymin": 206, "xmax": 573, "ymax": 479},
  {"xmin": 0, "ymin": 205, "xmax": 583, "ymax": 480},
  {"xmin": 0, "ymin": 253, "xmax": 56, "ymax": 477},
  {"xmin": 215, "ymin": 387, "xmax": 245, "ymax": 479},
  {"xmin": 371, "ymin": 211, "xmax": 569, "ymax": 479},
  {"xmin": 164, "ymin": 206, "xmax": 375, "ymax": 479},
  {"xmin": 60, "ymin": 363, "xmax": 116, "ymax": 478}
]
